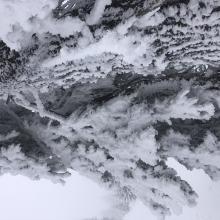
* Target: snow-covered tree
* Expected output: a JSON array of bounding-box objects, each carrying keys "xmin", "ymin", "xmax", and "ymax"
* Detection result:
[{"xmin": 0, "ymin": 0, "xmax": 220, "ymax": 219}]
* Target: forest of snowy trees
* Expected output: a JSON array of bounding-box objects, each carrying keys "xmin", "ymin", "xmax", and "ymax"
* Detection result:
[{"xmin": 0, "ymin": 0, "xmax": 220, "ymax": 219}]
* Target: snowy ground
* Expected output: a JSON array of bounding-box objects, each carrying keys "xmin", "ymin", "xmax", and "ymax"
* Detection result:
[{"xmin": 0, "ymin": 159, "xmax": 219, "ymax": 220}]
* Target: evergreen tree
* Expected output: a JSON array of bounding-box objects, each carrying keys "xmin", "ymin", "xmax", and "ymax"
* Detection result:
[{"xmin": 0, "ymin": 0, "xmax": 220, "ymax": 219}]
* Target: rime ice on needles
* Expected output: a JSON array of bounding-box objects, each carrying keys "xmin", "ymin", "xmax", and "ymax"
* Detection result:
[{"xmin": 0, "ymin": 0, "xmax": 220, "ymax": 219}]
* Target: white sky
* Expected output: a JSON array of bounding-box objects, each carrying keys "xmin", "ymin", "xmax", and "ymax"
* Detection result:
[{"xmin": 0, "ymin": 159, "xmax": 219, "ymax": 220}]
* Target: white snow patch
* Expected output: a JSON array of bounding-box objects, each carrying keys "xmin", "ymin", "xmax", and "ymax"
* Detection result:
[
  {"xmin": 166, "ymin": 158, "xmax": 220, "ymax": 220},
  {"xmin": 43, "ymin": 30, "xmax": 153, "ymax": 67},
  {"xmin": 0, "ymin": 130, "xmax": 19, "ymax": 141},
  {"xmin": 0, "ymin": 0, "xmax": 85, "ymax": 49},
  {"xmin": 86, "ymin": 0, "xmax": 112, "ymax": 25}
]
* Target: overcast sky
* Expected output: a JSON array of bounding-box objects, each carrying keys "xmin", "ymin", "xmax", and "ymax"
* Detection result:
[{"xmin": 0, "ymin": 159, "xmax": 219, "ymax": 220}]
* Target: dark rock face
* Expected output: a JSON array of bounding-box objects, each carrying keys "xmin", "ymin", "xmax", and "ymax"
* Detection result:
[
  {"xmin": 54, "ymin": 0, "xmax": 166, "ymax": 27},
  {"xmin": 0, "ymin": 41, "xmax": 21, "ymax": 82},
  {"xmin": 54, "ymin": 0, "xmax": 96, "ymax": 18}
]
